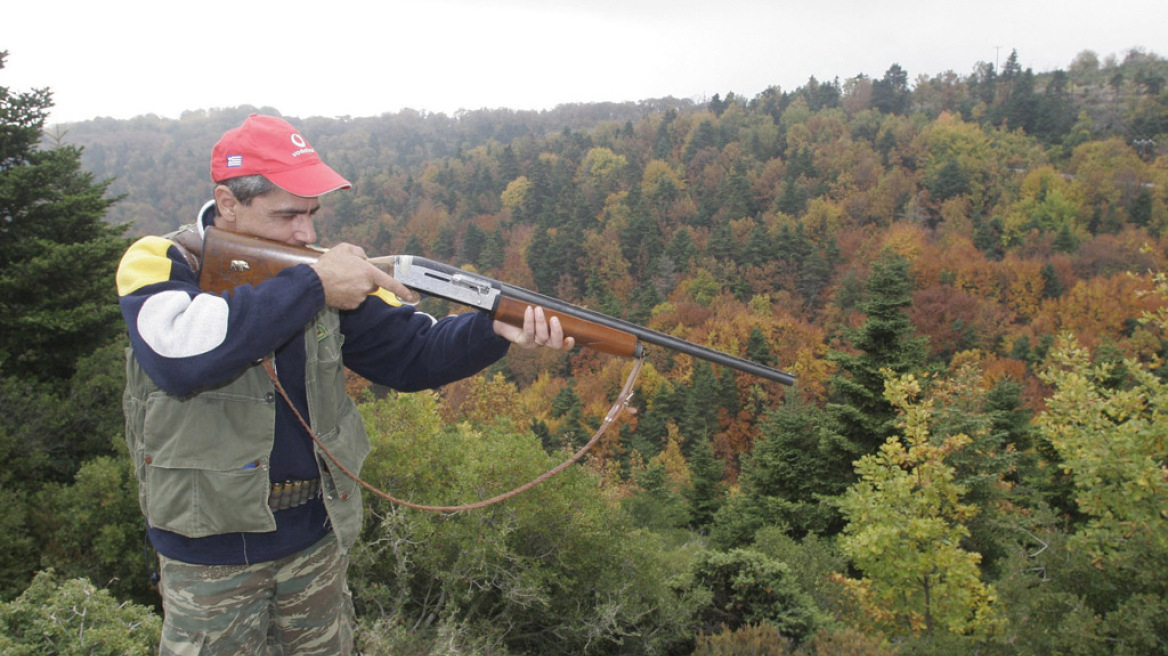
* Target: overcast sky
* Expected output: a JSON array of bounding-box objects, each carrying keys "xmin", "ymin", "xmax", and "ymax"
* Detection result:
[{"xmin": 3, "ymin": 0, "xmax": 1165, "ymax": 125}]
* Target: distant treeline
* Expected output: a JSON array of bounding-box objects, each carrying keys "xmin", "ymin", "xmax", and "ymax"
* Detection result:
[{"xmin": 55, "ymin": 47, "xmax": 1168, "ymax": 240}]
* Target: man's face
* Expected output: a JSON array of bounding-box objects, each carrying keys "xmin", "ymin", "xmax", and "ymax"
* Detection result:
[{"xmin": 215, "ymin": 186, "xmax": 321, "ymax": 246}]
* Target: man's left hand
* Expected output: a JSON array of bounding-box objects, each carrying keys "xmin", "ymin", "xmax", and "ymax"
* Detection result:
[{"xmin": 494, "ymin": 305, "xmax": 575, "ymax": 351}]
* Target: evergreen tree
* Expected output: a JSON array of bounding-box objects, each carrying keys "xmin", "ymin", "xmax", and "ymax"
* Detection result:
[
  {"xmin": 0, "ymin": 52, "xmax": 127, "ymax": 383},
  {"xmin": 498, "ymin": 144, "xmax": 520, "ymax": 184},
  {"xmin": 1128, "ymin": 187, "xmax": 1153, "ymax": 227},
  {"xmin": 1040, "ymin": 262, "xmax": 1065, "ymax": 299},
  {"xmin": 742, "ymin": 220, "xmax": 773, "ymax": 268},
  {"xmin": 712, "ymin": 396, "xmax": 846, "ymax": 543},
  {"xmin": 827, "ymin": 249, "xmax": 928, "ymax": 460},
  {"xmin": 683, "ymin": 120, "xmax": 719, "ymax": 162},
  {"xmin": 797, "ymin": 239, "xmax": 839, "ymax": 312},
  {"xmin": 550, "ymin": 382, "xmax": 584, "ymax": 449},
  {"xmin": 685, "ymin": 436, "xmax": 726, "ymax": 530},
  {"xmin": 775, "ymin": 179, "xmax": 807, "ymax": 216},
  {"xmin": 679, "ymin": 362, "xmax": 721, "ymax": 450},
  {"xmin": 0, "ymin": 50, "xmax": 130, "ymax": 605},
  {"xmin": 928, "ymin": 157, "xmax": 971, "ymax": 203},
  {"xmin": 871, "ymin": 63, "xmax": 912, "ymax": 115},
  {"xmin": 744, "ymin": 326, "xmax": 775, "ymax": 367},
  {"xmin": 461, "ymin": 222, "xmax": 486, "ymax": 266},
  {"xmin": 480, "ymin": 228, "xmax": 505, "ymax": 271},
  {"xmin": 718, "ymin": 160, "xmax": 756, "ymax": 220},
  {"xmin": 619, "ymin": 208, "xmax": 663, "ymax": 278},
  {"xmin": 665, "ymin": 227, "xmax": 697, "ymax": 271}
]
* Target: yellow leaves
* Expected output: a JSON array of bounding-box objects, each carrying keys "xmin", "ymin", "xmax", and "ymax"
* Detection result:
[
  {"xmin": 836, "ymin": 370, "xmax": 998, "ymax": 639},
  {"xmin": 500, "ymin": 175, "xmax": 532, "ymax": 212},
  {"xmin": 1036, "ymin": 322, "xmax": 1168, "ymax": 568},
  {"xmin": 439, "ymin": 372, "xmax": 523, "ymax": 427},
  {"xmin": 402, "ymin": 198, "xmax": 449, "ymax": 254},
  {"xmin": 881, "ymin": 222, "xmax": 928, "ymax": 265},
  {"xmin": 641, "ymin": 159, "xmax": 687, "ymax": 199},
  {"xmin": 1002, "ymin": 256, "xmax": 1045, "ymax": 319},
  {"xmin": 579, "ymin": 147, "xmax": 628, "ymax": 186},
  {"xmin": 801, "ymin": 198, "xmax": 846, "ymax": 238},
  {"xmin": 1000, "ymin": 165, "xmax": 1087, "ymax": 244},
  {"xmin": 1040, "ymin": 274, "xmax": 1156, "ymax": 352},
  {"xmin": 652, "ymin": 423, "xmax": 691, "ymax": 490}
]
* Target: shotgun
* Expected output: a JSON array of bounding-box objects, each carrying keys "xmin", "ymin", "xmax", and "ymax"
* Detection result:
[{"xmin": 197, "ymin": 227, "xmax": 796, "ymax": 385}]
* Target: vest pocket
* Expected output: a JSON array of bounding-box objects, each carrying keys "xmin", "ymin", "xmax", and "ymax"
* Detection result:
[{"xmin": 145, "ymin": 462, "xmax": 276, "ymax": 537}]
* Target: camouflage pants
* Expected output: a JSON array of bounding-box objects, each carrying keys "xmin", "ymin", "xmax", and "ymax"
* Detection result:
[{"xmin": 157, "ymin": 533, "xmax": 354, "ymax": 656}]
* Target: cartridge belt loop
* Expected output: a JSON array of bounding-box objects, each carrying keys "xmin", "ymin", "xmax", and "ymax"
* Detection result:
[{"xmin": 268, "ymin": 478, "xmax": 321, "ymax": 512}]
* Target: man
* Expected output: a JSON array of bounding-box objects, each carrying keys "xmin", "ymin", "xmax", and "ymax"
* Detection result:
[{"xmin": 116, "ymin": 113, "xmax": 571, "ymax": 655}]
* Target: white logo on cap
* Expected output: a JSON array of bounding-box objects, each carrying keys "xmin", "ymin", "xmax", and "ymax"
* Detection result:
[{"xmin": 289, "ymin": 132, "xmax": 316, "ymax": 157}]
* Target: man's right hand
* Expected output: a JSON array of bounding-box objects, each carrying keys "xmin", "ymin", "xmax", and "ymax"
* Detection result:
[{"xmin": 310, "ymin": 243, "xmax": 419, "ymax": 310}]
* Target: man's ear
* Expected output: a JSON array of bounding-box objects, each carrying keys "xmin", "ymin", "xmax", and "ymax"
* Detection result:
[{"xmin": 213, "ymin": 185, "xmax": 239, "ymax": 228}]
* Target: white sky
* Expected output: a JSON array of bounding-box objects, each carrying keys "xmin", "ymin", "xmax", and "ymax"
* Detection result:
[{"xmin": 3, "ymin": 0, "xmax": 1166, "ymax": 125}]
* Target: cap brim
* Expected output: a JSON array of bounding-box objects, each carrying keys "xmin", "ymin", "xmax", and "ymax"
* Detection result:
[{"xmin": 266, "ymin": 162, "xmax": 352, "ymax": 197}]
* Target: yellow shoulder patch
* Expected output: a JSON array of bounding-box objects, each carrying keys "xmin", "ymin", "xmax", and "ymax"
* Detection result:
[{"xmin": 116, "ymin": 236, "xmax": 179, "ymax": 296}]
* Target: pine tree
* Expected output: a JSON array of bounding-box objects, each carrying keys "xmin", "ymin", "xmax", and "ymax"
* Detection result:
[
  {"xmin": 685, "ymin": 436, "xmax": 726, "ymax": 530},
  {"xmin": 679, "ymin": 362, "xmax": 721, "ymax": 449},
  {"xmin": 0, "ymin": 51, "xmax": 126, "ymax": 383},
  {"xmin": 828, "ymin": 249, "xmax": 928, "ymax": 459},
  {"xmin": 718, "ymin": 396, "xmax": 846, "ymax": 541}
]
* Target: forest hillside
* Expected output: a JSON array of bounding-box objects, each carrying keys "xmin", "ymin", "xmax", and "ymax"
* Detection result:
[{"xmin": 4, "ymin": 46, "xmax": 1168, "ymax": 654}]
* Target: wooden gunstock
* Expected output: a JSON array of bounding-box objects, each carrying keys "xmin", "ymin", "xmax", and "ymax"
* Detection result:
[{"xmin": 199, "ymin": 228, "xmax": 322, "ymax": 295}]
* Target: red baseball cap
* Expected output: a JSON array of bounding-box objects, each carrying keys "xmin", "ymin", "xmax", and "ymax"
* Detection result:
[{"xmin": 210, "ymin": 114, "xmax": 351, "ymax": 197}]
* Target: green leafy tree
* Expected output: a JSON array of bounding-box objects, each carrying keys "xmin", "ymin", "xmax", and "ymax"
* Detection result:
[
  {"xmin": 36, "ymin": 455, "xmax": 152, "ymax": 607},
  {"xmin": 1037, "ymin": 305, "xmax": 1168, "ymax": 580},
  {"xmin": 352, "ymin": 391, "xmax": 698, "ymax": 655},
  {"xmin": 835, "ymin": 373, "xmax": 999, "ymax": 642},
  {"xmin": 691, "ymin": 548, "xmax": 823, "ymax": 642},
  {"xmin": 0, "ymin": 51, "xmax": 127, "ymax": 383}
]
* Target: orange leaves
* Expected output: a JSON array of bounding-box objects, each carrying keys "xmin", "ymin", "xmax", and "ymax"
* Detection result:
[{"xmin": 1036, "ymin": 273, "xmax": 1158, "ymax": 352}]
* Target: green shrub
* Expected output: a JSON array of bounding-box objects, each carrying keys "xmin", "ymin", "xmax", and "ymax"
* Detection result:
[{"xmin": 0, "ymin": 570, "xmax": 160, "ymax": 655}]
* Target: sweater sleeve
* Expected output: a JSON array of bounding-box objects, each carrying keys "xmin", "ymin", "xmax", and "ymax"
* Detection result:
[
  {"xmin": 339, "ymin": 296, "xmax": 512, "ymax": 392},
  {"xmin": 116, "ymin": 235, "xmax": 326, "ymax": 396}
]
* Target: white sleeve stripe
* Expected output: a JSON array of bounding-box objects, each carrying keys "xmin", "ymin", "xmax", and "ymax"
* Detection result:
[{"xmin": 137, "ymin": 290, "xmax": 231, "ymax": 358}]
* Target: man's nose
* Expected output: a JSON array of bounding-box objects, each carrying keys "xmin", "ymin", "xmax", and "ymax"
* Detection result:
[{"xmin": 292, "ymin": 214, "xmax": 316, "ymax": 245}]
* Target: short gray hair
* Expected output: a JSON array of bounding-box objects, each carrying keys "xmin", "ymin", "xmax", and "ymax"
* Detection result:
[{"xmin": 218, "ymin": 175, "xmax": 276, "ymax": 205}]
